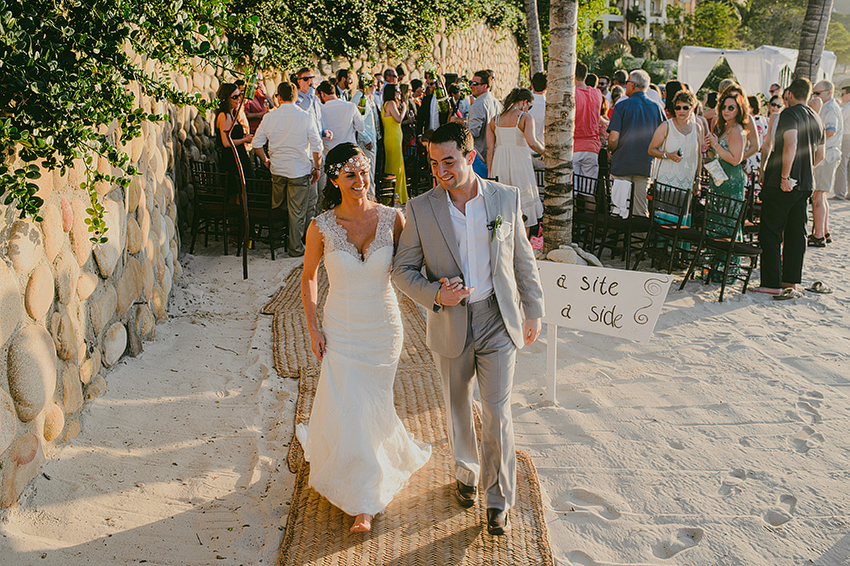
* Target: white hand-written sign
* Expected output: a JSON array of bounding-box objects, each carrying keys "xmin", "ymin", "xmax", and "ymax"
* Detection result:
[{"xmin": 538, "ymin": 260, "xmax": 672, "ymax": 343}]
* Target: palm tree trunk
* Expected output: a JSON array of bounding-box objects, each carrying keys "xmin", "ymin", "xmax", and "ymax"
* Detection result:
[
  {"xmin": 526, "ymin": 0, "xmax": 545, "ymax": 76},
  {"xmin": 795, "ymin": 0, "xmax": 834, "ymax": 81},
  {"xmin": 543, "ymin": 0, "xmax": 578, "ymax": 254}
]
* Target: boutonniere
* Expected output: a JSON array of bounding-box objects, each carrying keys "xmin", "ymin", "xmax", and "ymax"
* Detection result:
[{"xmin": 487, "ymin": 215, "xmax": 510, "ymax": 241}]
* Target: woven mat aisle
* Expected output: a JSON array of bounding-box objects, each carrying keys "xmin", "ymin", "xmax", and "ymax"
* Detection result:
[{"xmin": 270, "ymin": 266, "xmax": 554, "ymax": 566}]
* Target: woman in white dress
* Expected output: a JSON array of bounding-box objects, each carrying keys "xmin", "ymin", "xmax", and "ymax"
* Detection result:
[
  {"xmin": 485, "ymin": 88, "xmax": 545, "ymax": 236},
  {"xmin": 648, "ymin": 90, "xmax": 703, "ymax": 196},
  {"xmin": 300, "ymin": 143, "xmax": 431, "ymax": 533}
]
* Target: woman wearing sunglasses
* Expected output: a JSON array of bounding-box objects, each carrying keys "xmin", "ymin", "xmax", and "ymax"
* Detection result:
[
  {"xmin": 215, "ymin": 83, "xmax": 255, "ymax": 201},
  {"xmin": 648, "ymin": 90, "xmax": 703, "ymax": 196}
]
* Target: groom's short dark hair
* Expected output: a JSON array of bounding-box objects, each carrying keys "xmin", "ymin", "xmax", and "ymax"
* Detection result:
[{"xmin": 430, "ymin": 123, "xmax": 474, "ymax": 156}]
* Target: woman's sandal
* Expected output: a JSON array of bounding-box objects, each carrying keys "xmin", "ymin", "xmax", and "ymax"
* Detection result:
[
  {"xmin": 825, "ymin": 232, "xmax": 832, "ymax": 244},
  {"xmin": 805, "ymin": 281, "xmax": 834, "ymax": 294},
  {"xmin": 773, "ymin": 287, "xmax": 803, "ymax": 300},
  {"xmin": 807, "ymin": 235, "xmax": 826, "ymax": 248}
]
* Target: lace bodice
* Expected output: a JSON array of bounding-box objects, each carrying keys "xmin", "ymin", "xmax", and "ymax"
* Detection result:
[{"xmin": 315, "ymin": 205, "xmax": 395, "ymax": 263}]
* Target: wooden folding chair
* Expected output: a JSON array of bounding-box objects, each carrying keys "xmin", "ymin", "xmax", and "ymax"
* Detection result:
[{"xmin": 633, "ymin": 182, "xmax": 702, "ymax": 273}]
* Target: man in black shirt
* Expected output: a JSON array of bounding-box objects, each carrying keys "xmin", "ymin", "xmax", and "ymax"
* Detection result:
[{"xmin": 755, "ymin": 78, "xmax": 825, "ymax": 296}]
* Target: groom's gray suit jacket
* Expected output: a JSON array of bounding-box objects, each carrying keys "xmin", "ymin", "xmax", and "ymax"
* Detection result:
[{"xmin": 392, "ymin": 178, "xmax": 544, "ymax": 357}]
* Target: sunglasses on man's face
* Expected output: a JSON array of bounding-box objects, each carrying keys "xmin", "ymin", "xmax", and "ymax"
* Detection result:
[
  {"xmin": 298, "ymin": 76, "xmax": 315, "ymax": 82},
  {"xmin": 674, "ymin": 105, "xmax": 690, "ymax": 111},
  {"xmin": 470, "ymin": 81, "xmax": 483, "ymax": 86}
]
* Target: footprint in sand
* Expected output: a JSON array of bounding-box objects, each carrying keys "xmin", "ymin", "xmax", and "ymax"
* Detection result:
[
  {"xmin": 718, "ymin": 469, "xmax": 750, "ymax": 496},
  {"xmin": 553, "ymin": 488, "xmax": 621, "ymax": 520},
  {"xmin": 796, "ymin": 401, "xmax": 823, "ymax": 424},
  {"xmin": 667, "ymin": 439, "xmax": 685, "ymax": 450},
  {"xmin": 764, "ymin": 494, "xmax": 798, "ymax": 526},
  {"xmin": 566, "ymin": 550, "xmax": 597, "ymax": 565},
  {"xmin": 651, "ymin": 527, "xmax": 704, "ymax": 559},
  {"xmin": 790, "ymin": 426, "xmax": 824, "ymax": 453}
]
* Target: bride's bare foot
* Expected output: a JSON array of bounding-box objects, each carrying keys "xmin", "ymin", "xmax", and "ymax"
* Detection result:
[{"xmin": 350, "ymin": 513, "xmax": 372, "ymax": 532}]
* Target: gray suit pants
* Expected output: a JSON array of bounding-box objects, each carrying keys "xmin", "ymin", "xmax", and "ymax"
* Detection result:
[
  {"xmin": 433, "ymin": 294, "xmax": 517, "ymax": 511},
  {"xmin": 272, "ymin": 174, "xmax": 312, "ymax": 255}
]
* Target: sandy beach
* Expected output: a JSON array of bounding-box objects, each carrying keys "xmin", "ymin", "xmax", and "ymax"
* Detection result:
[{"xmin": 2, "ymin": 202, "xmax": 849, "ymax": 565}]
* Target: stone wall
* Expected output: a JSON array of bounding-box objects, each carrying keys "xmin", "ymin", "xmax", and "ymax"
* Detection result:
[
  {"xmin": 0, "ymin": 20, "xmax": 518, "ymax": 508},
  {"xmin": 0, "ymin": 77, "xmax": 179, "ymax": 507}
]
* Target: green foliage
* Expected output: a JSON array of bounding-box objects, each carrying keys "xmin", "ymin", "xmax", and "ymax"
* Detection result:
[
  {"xmin": 524, "ymin": 0, "xmax": 611, "ymax": 68},
  {"xmin": 0, "ymin": 0, "xmax": 234, "ymax": 237},
  {"xmin": 697, "ymin": 58, "xmax": 735, "ymax": 98},
  {"xmin": 826, "ymin": 20, "xmax": 850, "ymax": 66},
  {"xmin": 688, "ymin": 1, "xmax": 742, "ymax": 49}
]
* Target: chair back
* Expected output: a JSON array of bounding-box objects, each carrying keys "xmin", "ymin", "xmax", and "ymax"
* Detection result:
[
  {"xmin": 702, "ymin": 191, "xmax": 747, "ymax": 239},
  {"xmin": 573, "ymin": 173, "xmax": 599, "ymax": 214},
  {"xmin": 244, "ymin": 176, "xmax": 274, "ymax": 211},
  {"xmin": 649, "ymin": 182, "xmax": 690, "ymax": 226},
  {"xmin": 191, "ymin": 161, "xmax": 228, "ymax": 207}
]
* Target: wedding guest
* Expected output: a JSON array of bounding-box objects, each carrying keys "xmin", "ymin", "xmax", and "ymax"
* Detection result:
[
  {"xmin": 335, "ymin": 69, "xmax": 352, "ymax": 101},
  {"xmin": 769, "ymin": 83, "xmax": 782, "ymax": 98},
  {"xmin": 296, "ymin": 67, "xmax": 331, "ymax": 218},
  {"xmin": 215, "ymin": 84, "xmax": 254, "ymax": 200},
  {"xmin": 467, "ymin": 69, "xmax": 502, "ymax": 177},
  {"xmin": 486, "ymin": 88, "xmax": 545, "ymax": 235},
  {"xmin": 395, "ymin": 64, "xmax": 406, "ymax": 84},
  {"xmin": 448, "ymin": 84, "xmax": 470, "ymax": 120},
  {"xmin": 832, "ymin": 84, "xmax": 850, "ymax": 201},
  {"xmin": 574, "ymin": 61, "xmax": 603, "ymax": 178},
  {"xmin": 244, "ymin": 73, "xmax": 270, "ymax": 134},
  {"xmin": 382, "ymin": 83, "xmax": 408, "ymax": 203},
  {"xmin": 300, "ymin": 142, "xmax": 430, "ymax": 533},
  {"xmin": 316, "ymin": 80, "xmax": 365, "ymax": 155},
  {"xmin": 598, "ymin": 75, "xmax": 612, "ymax": 104},
  {"xmin": 252, "ymin": 82, "xmax": 321, "ymax": 257},
  {"xmin": 810, "ymin": 80, "xmax": 842, "ymax": 246},
  {"xmin": 755, "ymin": 78, "xmax": 825, "ymax": 297},
  {"xmin": 529, "ymin": 72, "xmax": 547, "ymax": 170},
  {"xmin": 746, "ymin": 96, "xmax": 769, "ymax": 181},
  {"xmin": 703, "ymin": 91, "xmax": 718, "ymax": 125},
  {"xmin": 608, "ymin": 85, "xmax": 624, "ymax": 118},
  {"xmin": 663, "ymin": 80, "xmax": 685, "ymax": 119},
  {"xmin": 586, "ymin": 74, "xmax": 598, "ymax": 88},
  {"xmin": 648, "ymin": 90, "xmax": 703, "ymax": 195},
  {"xmin": 417, "ymin": 72, "xmax": 446, "ymax": 134},
  {"xmin": 607, "ymin": 69, "xmax": 665, "ymax": 216}
]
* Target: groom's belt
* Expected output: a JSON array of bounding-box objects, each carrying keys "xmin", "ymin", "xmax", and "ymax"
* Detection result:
[{"xmin": 468, "ymin": 292, "xmax": 497, "ymax": 311}]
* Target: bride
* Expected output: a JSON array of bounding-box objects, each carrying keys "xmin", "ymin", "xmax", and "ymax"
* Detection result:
[{"xmin": 298, "ymin": 142, "xmax": 431, "ymax": 533}]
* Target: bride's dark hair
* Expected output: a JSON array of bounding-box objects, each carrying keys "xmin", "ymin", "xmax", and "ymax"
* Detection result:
[{"xmin": 322, "ymin": 142, "xmax": 371, "ymax": 210}]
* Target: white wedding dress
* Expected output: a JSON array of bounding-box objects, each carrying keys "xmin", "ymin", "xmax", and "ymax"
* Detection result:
[{"xmin": 296, "ymin": 204, "xmax": 431, "ymax": 517}]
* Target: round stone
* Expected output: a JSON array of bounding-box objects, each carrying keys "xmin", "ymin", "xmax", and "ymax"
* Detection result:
[
  {"xmin": 10, "ymin": 433, "xmax": 40, "ymax": 466},
  {"xmin": 41, "ymin": 203, "xmax": 64, "ymax": 263},
  {"xmin": 26, "ymin": 265, "xmax": 55, "ymax": 320},
  {"xmin": 127, "ymin": 217, "xmax": 143, "ymax": 254},
  {"xmin": 70, "ymin": 199, "xmax": 93, "ymax": 267},
  {"xmin": 77, "ymin": 272, "xmax": 99, "ymax": 301},
  {"xmin": 64, "ymin": 418, "xmax": 81, "ymax": 441},
  {"xmin": 52, "ymin": 310, "xmax": 78, "ymax": 361},
  {"xmin": 62, "ymin": 363, "xmax": 83, "ymax": 415},
  {"xmin": 90, "ymin": 284, "xmax": 117, "ymax": 336},
  {"xmin": 7, "ymin": 325, "xmax": 58, "ymax": 422},
  {"xmin": 60, "ymin": 195, "xmax": 73, "ymax": 232},
  {"xmin": 0, "ymin": 387, "xmax": 18, "ymax": 455},
  {"xmin": 56, "ymin": 250, "xmax": 80, "ymax": 305},
  {"xmin": 43, "ymin": 403, "xmax": 65, "ymax": 442},
  {"xmin": 117, "ymin": 257, "xmax": 144, "ymax": 317},
  {"xmin": 102, "ymin": 322, "xmax": 127, "ymax": 367},
  {"xmin": 0, "ymin": 262, "xmax": 24, "ymax": 349},
  {"xmin": 93, "ymin": 199, "xmax": 126, "ymax": 279},
  {"xmin": 9, "ymin": 220, "xmax": 45, "ymax": 273}
]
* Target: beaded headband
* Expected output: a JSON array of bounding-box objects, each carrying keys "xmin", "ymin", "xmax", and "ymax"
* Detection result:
[{"xmin": 326, "ymin": 154, "xmax": 371, "ymax": 177}]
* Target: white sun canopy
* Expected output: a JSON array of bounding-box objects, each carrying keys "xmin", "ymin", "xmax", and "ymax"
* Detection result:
[{"xmin": 677, "ymin": 45, "xmax": 837, "ymax": 97}]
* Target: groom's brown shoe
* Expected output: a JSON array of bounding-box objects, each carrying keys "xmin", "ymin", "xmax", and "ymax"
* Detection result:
[
  {"xmin": 455, "ymin": 480, "xmax": 477, "ymax": 508},
  {"xmin": 486, "ymin": 508, "xmax": 510, "ymax": 535}
]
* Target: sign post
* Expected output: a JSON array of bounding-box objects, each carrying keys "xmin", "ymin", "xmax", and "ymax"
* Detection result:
[{"xmin": 537, "ymin": 260, "xmax": 672, "ymax": 403}]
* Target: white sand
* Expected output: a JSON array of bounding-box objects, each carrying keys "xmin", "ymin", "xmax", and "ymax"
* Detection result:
[{"xmin": 2, "ymin": 204, "xmax": 849, "ymax": 565}]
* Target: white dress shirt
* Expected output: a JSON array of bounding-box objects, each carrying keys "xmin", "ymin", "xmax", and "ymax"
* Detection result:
[
  {"xmin": 320, "ymin": 98, "xmax": 365, "ymax": 154},
  {"xmin": 430, "ymin": 95, "xmax": 440, "ymax": 130},
  {"xmin": 446, "ymin": 179, "xmax": 493, "ymax": 303},
  {"xmin": 252, "ymin": 104, "xmax": 321, "ymax": 178},
  {"xmin": 528, "ymin": 92, "xmax": 546, "ymax": 148}
]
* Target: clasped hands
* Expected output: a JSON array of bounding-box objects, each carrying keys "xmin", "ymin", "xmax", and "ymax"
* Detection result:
[{"xmin": 436, "ymin": 276, "xmax": 472, "ymax": 306}]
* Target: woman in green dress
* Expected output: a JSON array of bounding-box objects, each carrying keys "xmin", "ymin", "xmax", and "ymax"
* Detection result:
[
  {"xmin": 704, "ymin": 91, "xmax": 748, "ymax": 281},
  {"xmin": 381, "ymin": 84, "xmax": 408, "ymax": 204}
]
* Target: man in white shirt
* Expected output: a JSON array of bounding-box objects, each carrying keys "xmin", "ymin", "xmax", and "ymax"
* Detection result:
[
  {"xmin": 832, "ymin": 84, "xmax": 850, "ymax": 201},
  {"xmin": 295, "ymin": 67, "xmax": 331, "ymax": 219},
  {"xmin": 253, "ymin": 82, "xmax": 322, "ymax": 257},
  {"xmin": 529, "ymin": 72, "xmax": 547, "ymax": 170},
  {"xmin": 316, "ymin": 81, "xmax": 365, "ymax": 155}
]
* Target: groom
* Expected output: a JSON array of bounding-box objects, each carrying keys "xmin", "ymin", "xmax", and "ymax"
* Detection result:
[{"xmin": 392, "ymin": 123, "xmax": 544, "ymax": 535}]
